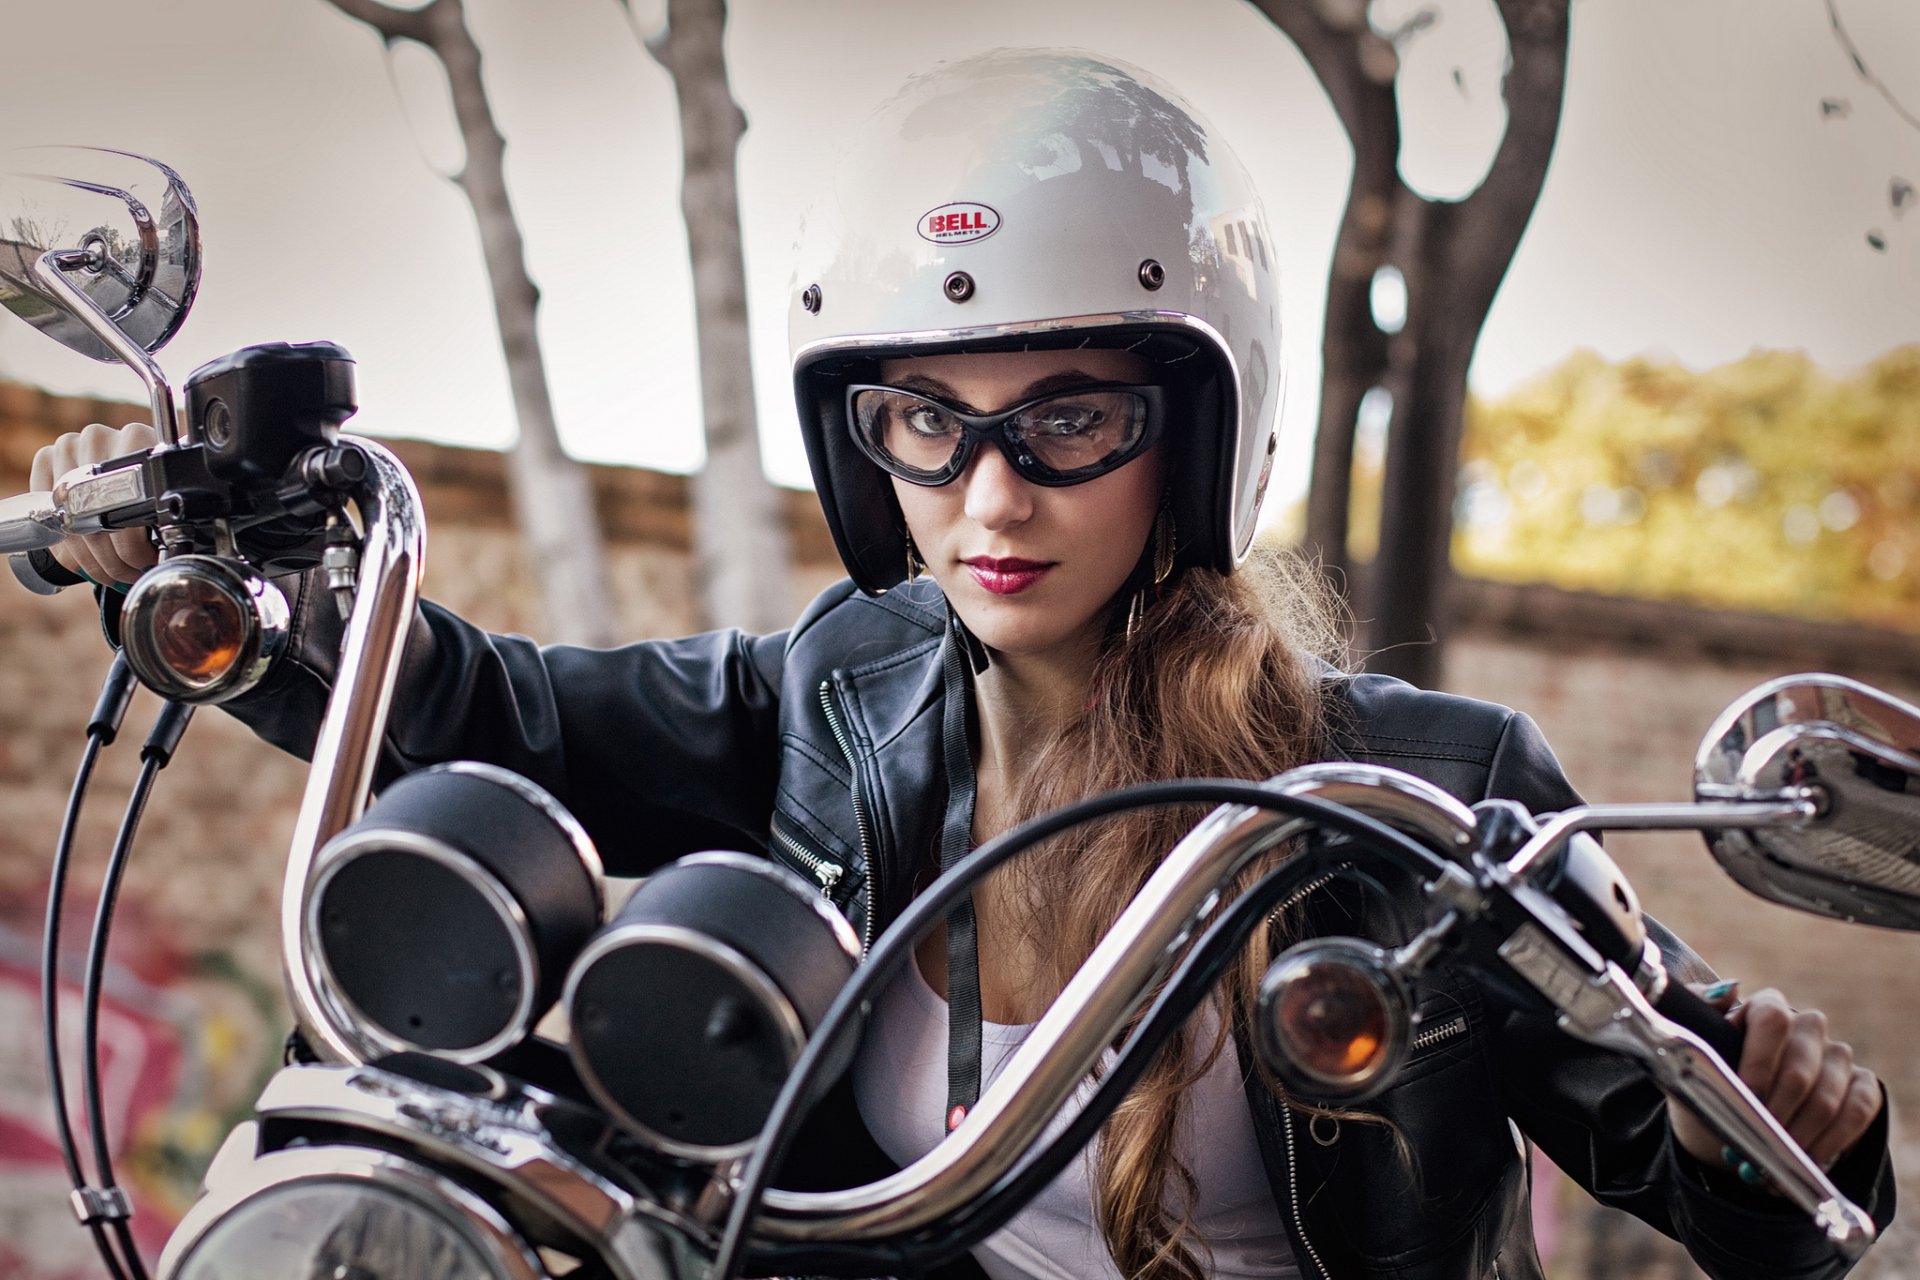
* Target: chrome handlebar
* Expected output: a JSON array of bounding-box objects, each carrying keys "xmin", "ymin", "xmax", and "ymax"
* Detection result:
[{"xmin": 754, "ymin": 773, "xmax": 1870, "ymax": 1257}]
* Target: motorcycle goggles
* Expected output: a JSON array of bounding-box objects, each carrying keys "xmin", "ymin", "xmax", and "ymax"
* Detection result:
[{"xmin": 846, "ymin": 382, "xmax": 1164, "ymax": 487}]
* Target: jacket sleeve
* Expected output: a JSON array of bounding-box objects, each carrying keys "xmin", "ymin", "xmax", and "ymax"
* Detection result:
[
  {"xmin": 1480, "ymin": 711, "xmax": 1896, "ymax": 1279},
  {"xmin": 224, "ymin": 568, "xmax": 813, "ymax": 875}
]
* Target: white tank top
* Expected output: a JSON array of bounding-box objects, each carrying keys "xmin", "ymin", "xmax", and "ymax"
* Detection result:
[{"xmin": 852, "ymin": 957, "xmax": 1301, "ymax": 1280}]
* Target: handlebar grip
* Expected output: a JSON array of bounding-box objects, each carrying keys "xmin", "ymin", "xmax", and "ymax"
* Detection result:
[
  {"xmin": 9, "ymin": 548, "xmax": 85, "ymax": 595},
  {"xmin": 1654, "ymin": 979, "xmax": 1747, "ymax": 1066}
]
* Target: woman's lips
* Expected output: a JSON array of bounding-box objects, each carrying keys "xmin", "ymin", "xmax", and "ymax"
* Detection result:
[{"xmin": 964, "ymin": 557, "xmax": 1054, "ymax": 596}]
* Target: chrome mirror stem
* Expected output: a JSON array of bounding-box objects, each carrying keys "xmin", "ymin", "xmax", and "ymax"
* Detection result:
[
  {"xmin": 30, "ymin": 248, "xmax": 181, "ymax": 444},
  {"xmin": 1502, "ymin": 797, "xmax": 1820, "ymax": 881}
]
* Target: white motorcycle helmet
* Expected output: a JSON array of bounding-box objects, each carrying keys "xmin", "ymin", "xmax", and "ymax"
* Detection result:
[{"xmin": 789, "ymin": 47, "xmax": 1282, "ymax": 596}]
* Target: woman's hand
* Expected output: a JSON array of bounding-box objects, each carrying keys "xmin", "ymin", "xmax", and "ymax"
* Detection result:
[
  {"xmin": 1669, "ymin": 984, "xmax": 1884, "ymax": 1179},
  {"xmin": 29, "ymin": 421, "xmax": 160, "ymax": 585}
]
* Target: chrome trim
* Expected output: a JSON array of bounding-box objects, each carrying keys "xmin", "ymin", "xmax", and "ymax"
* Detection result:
[
  {"xmin": 0, "ymin": 489, "xmax": 73, "ymax": 553},
  {"xmin": 157, "ymin": 1142, "xmax": 549, "ymax": 1280},
  {"xmin": 1502, "ymin": 798, "xmax": 1819, "ymax": 881},
  {"xmin": 1266, "ymin": 763, "xmax": 1479, "ymax": 853},
  {"xmin": 282, "ymin": 437, "xmax": 426, "ymax": 1064},
  {"xmin": 564, "ymin": 920, "xmax": 809, "ymax": 1162},
  {"xmin": 677, "ymin": 850, "xmax": 861, "ymax": 959},
  {"xmin": 119, "ymin": 555, "xmax": 289, "ymax": 703},
  {"xmin": 1497, "ymin": 928, "xmax": 1874, "ymax": 1258},
  {"xmin": 439, "ymin": 760, "xmax": 609, "ymax": 920},
  {"xmin": 231, "ymin": 1064, "xmax": 688, "ymax": 1280},
  {"xmin": 305, "ymin": 827, "xmax": 539, "ymax": 1065},
  {"xmin": 31, "ymin": 248, "xmax": 181, "ymax": 443},
  {"xmin": 756, "ymin": 802, "xmax": 1306, "ymax": 1237},
  {"xmin": 794, "ymin": 308, "xmax": 1245, "ymax": 563},
  {"xmin": 791, "ymin": 308, "xmax": 1228, "ymax": 370}
]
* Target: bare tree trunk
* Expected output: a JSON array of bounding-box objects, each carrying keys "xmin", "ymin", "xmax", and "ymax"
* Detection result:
[
  {"xmin": 637, "ymin": 0, "xmax": 792, "ymax": 634},
  {"xmin": 322, "ymin": 0, "xmax": 618, "ymax": 647},
  {"xmin": 1250, "ymin": 0, "xmax": 1571, "ymax": 688},
  {"xmin": 1259, "ymin": 4, "xmax": 1399, "ymax": 583}
]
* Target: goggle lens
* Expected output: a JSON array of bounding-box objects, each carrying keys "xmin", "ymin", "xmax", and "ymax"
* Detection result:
[{"xmin": 849, "ymin": 384, "xmax": 1158, "ymax": 486}]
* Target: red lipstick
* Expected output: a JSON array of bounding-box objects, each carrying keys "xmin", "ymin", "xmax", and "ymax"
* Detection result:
[{"xmin": 964, "ymin": 556, "xmax": 1053, "ymax": 596}]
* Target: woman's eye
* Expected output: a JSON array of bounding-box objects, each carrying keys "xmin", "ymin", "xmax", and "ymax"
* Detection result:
[
  {"xmin": 901, "ymin": 403, "xmax": 959, "ymax": 436},
  {"xmin": 1025, "ymin": 404, "xmax": 1105, "ymax": 437}
]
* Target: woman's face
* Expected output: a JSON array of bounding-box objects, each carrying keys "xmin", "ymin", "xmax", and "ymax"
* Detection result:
[{"xmin": 876, "ymin": 347, "xmax": 1165, "ymax": 665}]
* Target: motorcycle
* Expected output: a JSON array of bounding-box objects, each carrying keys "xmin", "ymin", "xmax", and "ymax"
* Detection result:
[{"xmin": 4, "ymin": 150, "xmax": 1918, "ymax": 1280}]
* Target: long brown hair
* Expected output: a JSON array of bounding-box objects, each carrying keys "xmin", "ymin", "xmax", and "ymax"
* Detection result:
[{"xmin": 996, "ymin": 545, "xmax": 1342, "ymax": 1280}]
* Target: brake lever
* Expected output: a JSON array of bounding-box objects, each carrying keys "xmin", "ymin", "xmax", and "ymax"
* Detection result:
[
  {"xmin": 0, "ymin": 451, "xmax": 158, "ymax": 554},
  {"xmin": 1496, "ymin": 923, "xmax": 1875, "ymax": 1257}
]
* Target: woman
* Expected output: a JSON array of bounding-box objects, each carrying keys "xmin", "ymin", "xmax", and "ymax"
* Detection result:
[{"xmin": 37, "ymin": 49, "xmax": 1891, "ymax": 1280}]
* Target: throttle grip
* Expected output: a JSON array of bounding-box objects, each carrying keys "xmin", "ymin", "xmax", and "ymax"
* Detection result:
[
  {"xmin": 9, "ymin": 548, "xmax": 85, "ymax": 595},
  {"xmin": 1654, "ymin": 979, "xmax": 1746, "ymax": 1066}
]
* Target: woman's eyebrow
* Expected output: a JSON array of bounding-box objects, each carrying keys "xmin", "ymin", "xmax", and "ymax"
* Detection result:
[
  {"xmin": 887, "ymin": 369, "xmax": 1112, "ymax": 411},
  {"xmin": 1017, "ymin": 371, "xmax": 1110, "ymax": 399}
]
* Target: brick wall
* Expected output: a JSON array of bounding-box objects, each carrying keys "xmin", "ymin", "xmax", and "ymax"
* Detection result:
[{"xmin": 1, "ymin": 384, "xmax": 1915, "ymax": 1276}]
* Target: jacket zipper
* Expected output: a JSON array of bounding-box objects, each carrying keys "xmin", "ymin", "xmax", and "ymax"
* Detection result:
[
  {"xmin": 1267, "ymin": 861, "xmax": 1350, "ymax": 927},
  {"xmin": 1411, "ymin": 1014, "xmax": 1467, "ymax": 1053},
  {"xmin": 820, "ymin": 680, "xmax": 879, "ymax": 956},
  {"xmin": 1281, "ymin": 1104, "xmax": 1332, "ymax": 1280},
  {"xmin": 1272, "ymin": 861, "xmax": 1347, "ymax": 1280},
  {"xmin": 770, "ymin": 824, "xmax": 845, "ymax": 896}
]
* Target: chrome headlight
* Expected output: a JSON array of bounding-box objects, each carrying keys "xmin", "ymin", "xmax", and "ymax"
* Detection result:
[{"xmin": 163, "ymin": 1145, "xmax": 545, "ymax": 1280}]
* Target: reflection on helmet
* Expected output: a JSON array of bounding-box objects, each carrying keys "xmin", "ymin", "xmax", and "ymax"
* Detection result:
[{"xmin": 790, "ymin": 48, "xmax": 1282, "ymax": 595}]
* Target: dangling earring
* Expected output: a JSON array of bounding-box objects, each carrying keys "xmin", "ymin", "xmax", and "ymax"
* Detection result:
[
  {"xmin": 1151, "ymin": 502, "xmax": 1176, "ymax": 587},
  {"xmin": 1125, "ymin": 503, "xmax": 1177, "ymax": 641},
  {"xmin": 904, "ymin": 530, "xmax": 924, "ymax": 581}
]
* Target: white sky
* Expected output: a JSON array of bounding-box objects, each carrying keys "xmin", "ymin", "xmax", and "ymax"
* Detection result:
[{"xmin": 1, "ymin": 0, "xmax": 1916, "ymax": 520}]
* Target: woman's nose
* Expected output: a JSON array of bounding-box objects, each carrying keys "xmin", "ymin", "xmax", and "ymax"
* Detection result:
[{"xmin": 961, "ymin": 444, "xmax": 1036, "ymax": 530}]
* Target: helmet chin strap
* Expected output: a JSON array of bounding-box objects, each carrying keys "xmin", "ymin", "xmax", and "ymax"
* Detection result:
[{"xmin": 949, "ymin": 603, "xmax": 992, "ymax": 674}]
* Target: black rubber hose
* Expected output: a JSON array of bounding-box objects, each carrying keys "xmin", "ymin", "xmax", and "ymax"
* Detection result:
[
  {"xmin": 43, "ymin": 654, "xmax": 136, "ymax": 1280},
  {"xmin": 80, "ymin": 700, "xmax": 191, "ymax": 1280},
  {"xmin": 712, "ymin": 780, "xmax": 1449, "ymax": 1280},
  {"xmin": 760, "ymin": 850, "xmax": 1345, "ymax": 1275}
]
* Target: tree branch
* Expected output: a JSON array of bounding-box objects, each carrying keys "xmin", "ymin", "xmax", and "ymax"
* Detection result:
[
  {"xmin": 318, "ymin": 0, "xmax": 435, "ymax": 46},
  {"xmin": 1247, "ymin": 0, "xmax": 1397, "ymax": 146},
  {"xmin": 1438, "ymin": 0, "xmax": 1569, "ymax": 326},
  {"xmin": 321, "ymin": 0, "xmax": 618, "ymax": 644}
]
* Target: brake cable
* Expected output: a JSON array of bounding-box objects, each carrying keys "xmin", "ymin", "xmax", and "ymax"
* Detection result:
[
  {"xmin": 712, "ymin": 779, "xmax": 1448, "ymax": 1280},
  {"xmin": 758, "ymin": 847, "xmax": 1355, "ymax": 1275},
  {"xmin": 80, "ymin": 698, "xmax": 193, "ymax": 1280},
  {"xmin": 43, "ymin": 653, "xmax": 138, "ymax": 1280}
]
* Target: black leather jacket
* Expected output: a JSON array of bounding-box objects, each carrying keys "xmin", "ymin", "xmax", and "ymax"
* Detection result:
[{"xmin": 234, "ymin": 574, "xmax": 1894, "ymax": 1280}]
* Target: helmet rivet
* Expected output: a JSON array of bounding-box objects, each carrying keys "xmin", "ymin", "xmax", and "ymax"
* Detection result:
[
  {"xmin": 801, "ymin": 283, "xmax": 822, "ymax": 314},
  {"xmin": 1138, "ymin": 259, "xmax": 1165, "ymax": 291},
  {"xmin": 943, "ymin": 271, "xmax": 976, "ymax": 303}
]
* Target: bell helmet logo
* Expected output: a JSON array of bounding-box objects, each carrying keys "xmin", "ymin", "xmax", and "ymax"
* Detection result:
[{"xmin": 919, "ymin": 201, "xmax": 1000, "ymax": 244}]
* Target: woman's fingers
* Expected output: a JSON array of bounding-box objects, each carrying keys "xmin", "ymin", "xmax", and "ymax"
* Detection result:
[
  {"xmin": 28, "ymin": 421, "xmax": 161, "ymax": 584},
  {"xmin": 1803, "ymin": 1068, "xmax": 1883, "ymax": 1168},
  {"xmin": 1743, "ymin": 991, "xmax": 1827, "ymax": 1114},
  {"xmin": 1733, "ymin": 987, "xmax": 1883, "ymax": 1172}
]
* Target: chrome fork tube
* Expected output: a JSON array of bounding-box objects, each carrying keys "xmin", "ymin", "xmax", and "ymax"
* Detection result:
[
  {"xmin": 278, "ymin": 438, "xmax": 425, "ymax": 1064},
  {"xmin": 757, "ymin": 803, "xmax": 1305, "ymax": 1240}
]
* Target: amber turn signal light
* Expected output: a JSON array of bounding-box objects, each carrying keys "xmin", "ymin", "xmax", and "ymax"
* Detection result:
[
  {"xmin": 120, "ymin": 556, "xmax": 289, "ymax": 703},
  {"xmin": 1255, "ymin": 937, "xmax": 1411, "ymax": 1102}
]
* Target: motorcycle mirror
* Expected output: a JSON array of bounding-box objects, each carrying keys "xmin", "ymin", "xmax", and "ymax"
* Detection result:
[
  {"xmin": 1695, "ymin": 674, "xmax": 1920, "ymax": 930},
  {"xmin": 0, "ymin": 147, "xmax": 201, "ymax": 362}
]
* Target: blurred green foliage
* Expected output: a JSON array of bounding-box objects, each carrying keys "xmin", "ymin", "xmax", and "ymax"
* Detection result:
[{"xmin": 1445, "ymin": 346, "xmax": 1920, "ymax": 630}]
